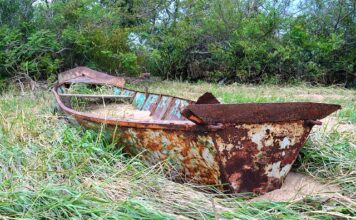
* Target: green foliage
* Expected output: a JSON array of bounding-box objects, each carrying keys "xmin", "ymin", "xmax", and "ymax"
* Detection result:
[
  {"xmin": 0, "ymin": 84, "xmax": 354, "ymax": 219},
  {"xmin": 0, "ymin": 0, "xmax": 355, "ymax": 85},
  {"xmin": 135, "ymin": 0, "xmax": 355, "ymax": 85},
  {"xmin": 0, "ymin": 27, "xmax": 60, "ymax": 80}
]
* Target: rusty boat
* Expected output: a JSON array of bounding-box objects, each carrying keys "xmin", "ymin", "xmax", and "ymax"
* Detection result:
[{"xmin": 53, "ymin": 67, "xmax": 341, "ymax": 194}]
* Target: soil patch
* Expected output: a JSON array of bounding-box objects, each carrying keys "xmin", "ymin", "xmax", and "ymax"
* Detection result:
[
  {"xmin": 251, "ymin": 172, "xmax": 341, "ymax": 202},
  {"xmin": 86, "ymin": 103, "xmax": 152, "ymax": 120}
]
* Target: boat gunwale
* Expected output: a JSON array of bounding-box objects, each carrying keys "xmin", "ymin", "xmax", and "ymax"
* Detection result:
[
  {"xmin": 53, "ymin": 68, "xmax": 341, "ymax": 131},
  {"xmin": 52, "ymin": 81, "xmax": 212, "ymax": 131}
]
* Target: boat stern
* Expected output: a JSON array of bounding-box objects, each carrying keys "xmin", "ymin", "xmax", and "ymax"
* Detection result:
[{"xmin": 214, "ymin": 120, "xmax": 313, "ymax": 194}]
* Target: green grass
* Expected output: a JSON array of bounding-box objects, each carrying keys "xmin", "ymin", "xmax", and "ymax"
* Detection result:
[{"xmin": 0, "ymin": 81, "xmax": 355, "ymax": 219}]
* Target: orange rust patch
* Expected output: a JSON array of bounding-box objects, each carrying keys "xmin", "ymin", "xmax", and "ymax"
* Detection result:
[{"xmin": 215, "ymin": 121, "xmax": 311, "ymax": 194}]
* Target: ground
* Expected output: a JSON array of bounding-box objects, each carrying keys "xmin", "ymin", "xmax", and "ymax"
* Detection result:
[{"xmin": 0, "ymin": 80, "xmax": 355, "ymax": 219}]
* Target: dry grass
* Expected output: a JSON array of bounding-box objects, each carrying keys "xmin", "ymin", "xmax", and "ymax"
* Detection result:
[{"xmin": 0, "ymin": 81, "xmax": 355, "ymax": 219}]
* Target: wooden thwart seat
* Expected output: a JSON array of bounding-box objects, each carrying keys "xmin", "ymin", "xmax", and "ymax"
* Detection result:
[{"xmin": 58, "ymin": 93, "xmax": 133, "ymax": 99}]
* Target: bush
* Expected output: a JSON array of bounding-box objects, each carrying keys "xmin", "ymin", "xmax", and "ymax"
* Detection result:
[
  {"xmin": 0, "ymin": 0, "xmax": 354, "ymax": 85},
  {"xmin": 0, "ymin": 27, "xmax": 60, "ymax": 80}
]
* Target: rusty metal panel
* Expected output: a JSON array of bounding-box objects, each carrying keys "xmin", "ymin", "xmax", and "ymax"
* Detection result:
[
  {"xmin": 152, "ymin": 96, "xmax": 173, "ymax": 119},
  {"xmin": 182, "ymin": 103, "xmax": 341, "ymax": 124},
  {"xmin": 214, "ymin": 121, "xmax": 311, "ymax": 193},
  {"xmin": 116, "ymin": 126, "xmax": 222, "ymax": 186},
  {"xmin": 142, "ymin": 94, "xmax": 159, "ymax": 111},
  {"xmin": 165, "ymin": 99, "xmax": 183, "ymax": 120},
  {"xmin": 165, "ymin": 99, "xmax": 190, "ymax": 120},
  {"xmin": 59, "ymin": 67, "xmax": 125, "ymax": 87},
  {"xmin": 100, "ymin": 120, "xmax": 313, "ymax": 194},
  {"xmin": 53, "ymin": 67, "xmax": 342, "ymax": 194},
  {"xmin": 132, "ymin": 92, "xmax": 146, "ymax": 109},
  {"xmin": 103, "ymin": 120, "xmax": 312, "ymax": 193},
  {"xmin": 179, "ymin": 100, "xmax": 190, "ymax": 114},
  {"xmin": 195, "ymin": 92, "xmax": 220, "ymax": 104}
]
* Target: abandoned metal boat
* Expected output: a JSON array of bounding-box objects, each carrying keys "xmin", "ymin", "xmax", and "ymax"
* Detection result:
[{"xmin": 53, "ymin": 67, "xmax": 341, "ymax": 194}]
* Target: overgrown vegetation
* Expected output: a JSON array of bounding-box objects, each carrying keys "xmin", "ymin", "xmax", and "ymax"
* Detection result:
[
  {"xmin": 0, "ymin": 0, "xmax": 355, "ymax": 218},
  {"xmin": 0, "ymin": 0, "xmax": 355, "ymax": 85},
  {"xmin": 0, "ymin": 82, "xmax": 355, "ymax": 219}
]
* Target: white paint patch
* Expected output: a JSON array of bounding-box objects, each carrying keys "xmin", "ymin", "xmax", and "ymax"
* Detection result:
[
  {"xmin": 249, "ymin": 124, "xmax": 273, "ymax": 150},
  {"xmin": 280, "ymin": 164, "xmax": 292, "ymax": 177},
  {"xmin": 265, "ymin": 138, "xmax": 273, "ymax": 147},
  {"xmin": 280, "ymin": 137, "xmax": 290, "ymax": 149},
  {"xmin": 267, "ymin": 162, "xmax": 292, "ymax": 179},
  {"xmin": 218, "ymin": 143, "xmax": 238, "ymax": 152},
  {"xmin": 251, "ymin": 131, "xmax": 264, "ymax": 150},
  {"xmin": 267, "ymin": 161, "xmax": 281, "ymax": 178},
  {"xmin": 202, "ymin": 148, "xmax": 215, "ymax": 167}
]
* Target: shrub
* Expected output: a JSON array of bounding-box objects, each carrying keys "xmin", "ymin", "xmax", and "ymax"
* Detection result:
[{"xmin": 0, "ymin": 0, "xmax": 354, "ymax": 85}]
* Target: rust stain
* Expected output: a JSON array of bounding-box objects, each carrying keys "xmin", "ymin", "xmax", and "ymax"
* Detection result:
[
  {"xmin": 195, "ymin": 92, "xmax": 220, "ymax": 104},
  {"xmin": 218, "ymin": 121, "xmax": 312, "ymax": 193},
  {"xmin": 58, "ymin": 66, "xmax": 125, "ymax": 87},
  {"xmin": 182, "ymin": 102, "xmax": 341, "ymax": 125},
  {"xmin": 53, "ymin": 67, "xmax": 341, "ymax": 194}
]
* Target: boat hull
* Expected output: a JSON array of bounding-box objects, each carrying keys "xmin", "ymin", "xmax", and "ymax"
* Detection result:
[
  {"xmin": 53, "ymin": 67, "xmax": 339, "ymax": 194},
  {"xmin": 76, "ymin": 117, "xmax": 312, "ymax": 194}
]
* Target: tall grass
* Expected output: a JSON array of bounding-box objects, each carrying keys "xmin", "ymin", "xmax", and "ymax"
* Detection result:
[{"xmin": 0, "ymin": 82, "xmax": 355, "ymax": 219}]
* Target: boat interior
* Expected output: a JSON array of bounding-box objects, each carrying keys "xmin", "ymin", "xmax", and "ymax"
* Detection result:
[{"xmin": 57, "ymin": 83, "xmax": 194, "ymax": 122}]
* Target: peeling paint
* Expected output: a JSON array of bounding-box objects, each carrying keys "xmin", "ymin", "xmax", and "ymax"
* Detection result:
[
  {"xmin": 280, "ymin": 137, "xmax": 290, "ymax": 149},
  {"xmin": 267, "ymin": 161, "xmax": 282, "ymax": 178},
  {"xmin": 54, "ymin": 67, "xmax": 341, "ymax": 194},
  {"xmin": 280, "ymin": 164, "xmax": 292, "ymax": 177}
]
